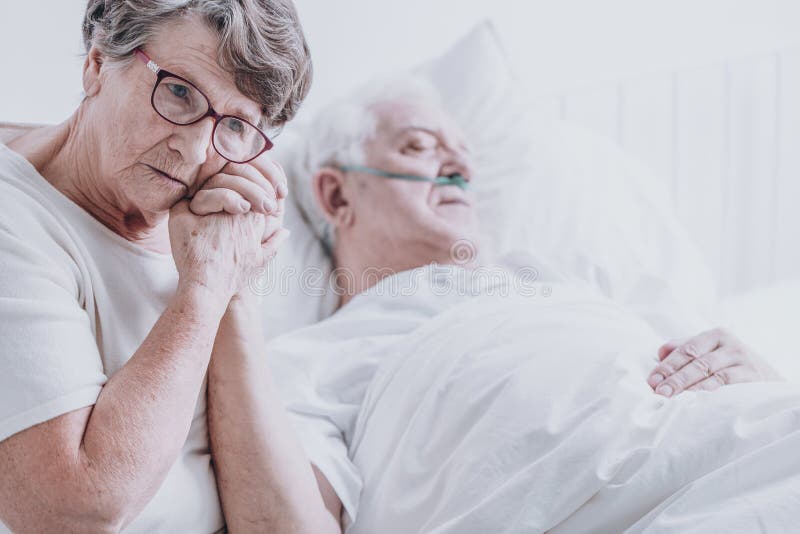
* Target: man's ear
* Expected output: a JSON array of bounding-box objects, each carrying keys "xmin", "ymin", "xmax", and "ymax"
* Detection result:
[
  {"xmin": 313, "ymin": 166, "xmax": 354, "ymax": 228},
  {"xmin": 82, "ymin": 45, "xmax": 106, "ymax": 97}
]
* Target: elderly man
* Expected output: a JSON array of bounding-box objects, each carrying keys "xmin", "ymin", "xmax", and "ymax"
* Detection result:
[
  {"xmin": 266, "ymin": 81, "xmax": 798, "ymax": 533},
  {"xmin": 0, "ymin": 1, "xmax": 344, "ymax": 533}
]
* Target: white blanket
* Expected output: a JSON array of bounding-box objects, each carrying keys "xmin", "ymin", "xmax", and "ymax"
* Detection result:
[{"xmin": 269, "ymin": 262, "xmax": 800, "ymax": 533}]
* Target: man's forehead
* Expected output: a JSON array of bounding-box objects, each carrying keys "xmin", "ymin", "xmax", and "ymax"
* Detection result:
[
  {"xmin": 374, "ymin": 98, "xmax": 441, "ymax": 124},
  {"xmin": 377, "ymin": 109, "xmax": 457, "ymax": 136}
]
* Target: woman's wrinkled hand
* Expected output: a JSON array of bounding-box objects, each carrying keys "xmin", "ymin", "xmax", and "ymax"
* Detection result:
[
  {"xmin": 189, "ymin": 155, "xmax": 287, "ymax": 255},
  {"xmin": 168, "ymin": 155, "xmax": 289, "ymax": 304},
  {"xmin": 168, "ymin": 201, "xmax": 288, "ymax": 304},
  {"xmin": 189, "ymin": 157, "xmax": 288, "ymax": 217},
  {"xmin": 647, "ymin": 328, "xmax": 783, "ymax": 397}
]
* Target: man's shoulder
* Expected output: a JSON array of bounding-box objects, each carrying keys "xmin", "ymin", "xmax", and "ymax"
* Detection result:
[{"xmin": 497, "ymin": 249, "xmax": 574, "ymax": 284}]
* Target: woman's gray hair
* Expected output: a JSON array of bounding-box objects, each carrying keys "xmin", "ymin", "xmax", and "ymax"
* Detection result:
[
  {"xmin": 288, "ymin": 77, "xmax": 441, "ymax": 252},
  {"xmin": 82, "ymin": 0, "xmax": 312, "ymax": 128}
]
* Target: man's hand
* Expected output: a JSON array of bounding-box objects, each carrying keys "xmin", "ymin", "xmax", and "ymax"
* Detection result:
[{"xmin": 647, "ymin": 328, "xmax": 783, "ymax": 397}]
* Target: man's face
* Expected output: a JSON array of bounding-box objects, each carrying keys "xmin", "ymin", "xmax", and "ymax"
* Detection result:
[{"xmin": 341, "ymin": 99, "xmax": 480, "ymax": 268}]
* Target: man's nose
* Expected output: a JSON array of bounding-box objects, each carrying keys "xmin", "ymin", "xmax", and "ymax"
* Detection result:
[
  {"xmin": 167, "ymin": 118, "xmax": 216, "ymax": 166},
  {"xmin": 439, "ymin": 150, "xmax": 472, "ymax": 181}
]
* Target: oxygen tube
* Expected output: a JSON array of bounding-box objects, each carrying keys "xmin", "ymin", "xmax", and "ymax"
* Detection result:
[{"xmin": 338, "ymin": 165, "xmax": 470, "ymax": 190}]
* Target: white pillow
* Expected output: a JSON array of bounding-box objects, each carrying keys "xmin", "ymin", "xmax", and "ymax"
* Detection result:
[
  {"xmin": 258, "ymin": 128, "xmax": 336, "ymax": 339},
  {"xmin": 512, "ymin": 122, "xmax": 718, "ymax": 336},
  {"xmin": 262, "ymin": 21, "xmax": 718, "ymax": 340}
]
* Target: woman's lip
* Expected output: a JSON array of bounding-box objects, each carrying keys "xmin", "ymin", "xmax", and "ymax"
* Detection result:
[{"xmin": 145, "ymin": 165, "xmax": 186, "ymax": 187}]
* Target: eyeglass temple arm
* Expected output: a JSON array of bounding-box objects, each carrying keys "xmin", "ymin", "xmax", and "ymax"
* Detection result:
[{"xmin": 134, "ymin": 49, "xmax": 161, "ymax": 74}]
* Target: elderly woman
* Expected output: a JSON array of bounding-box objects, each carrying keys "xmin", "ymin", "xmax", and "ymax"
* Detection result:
[{"xmin": 0, "ymin": 1, "xmax": 340, "ymax": 533}]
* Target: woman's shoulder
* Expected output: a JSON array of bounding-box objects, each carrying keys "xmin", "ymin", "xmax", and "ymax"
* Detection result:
[
  {"xmin": 0, "ymin": 143, "xmax": 89, "ymax": 286},
  {"xmin": 0, "ymin": 143, "xmax": 70, "ymax": 234}
]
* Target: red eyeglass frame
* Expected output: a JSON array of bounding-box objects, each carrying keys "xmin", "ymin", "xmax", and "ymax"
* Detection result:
[{"xmin": 134, "ymin": 48, "xmax": 273, "ymax": 163}]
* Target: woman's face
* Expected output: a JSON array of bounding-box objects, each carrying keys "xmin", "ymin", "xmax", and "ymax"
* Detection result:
[{"xmin": 85, "ymin": 15, "xmax": 263, "ymax": 217}]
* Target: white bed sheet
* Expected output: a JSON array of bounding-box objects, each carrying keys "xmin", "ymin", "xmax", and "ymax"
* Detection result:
[
  {"xmin": 348, "ymin": 283, "xmax": 800, "ymax": 533},
  {"xmin": 269, "ymin": 262, "xmax": 800, "ymax": 533}
]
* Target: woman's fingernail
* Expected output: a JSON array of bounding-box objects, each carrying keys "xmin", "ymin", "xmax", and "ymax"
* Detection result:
[
  {"xmin": 656, "ymin": 384, "xmax": 673, "ymax": 397},
  {"xmin": 650, "ymin": 373, "xmax": 665, "ymax": 385},
  {"xmin": 262, "ymin": 199, "xmax": 275, "ymax": 213},
  {"xmin": 238, "ymin": 200, "xmax": 250, "ymax": 212}
]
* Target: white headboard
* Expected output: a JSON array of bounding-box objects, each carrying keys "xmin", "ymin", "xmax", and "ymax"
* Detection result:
[{"xmin": 530, "ymin": 48, "xmax": 800, "ymax": 297}]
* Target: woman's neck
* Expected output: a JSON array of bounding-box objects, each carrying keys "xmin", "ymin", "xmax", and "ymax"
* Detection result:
[{"xmin": 7, "ymin": 112, "xmax": 171, "ymax": 254}]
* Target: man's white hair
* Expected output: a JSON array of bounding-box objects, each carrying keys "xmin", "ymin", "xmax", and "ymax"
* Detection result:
[{"xmin": 289, "ymin": 77, "xmax": 442, "ymax": 252}]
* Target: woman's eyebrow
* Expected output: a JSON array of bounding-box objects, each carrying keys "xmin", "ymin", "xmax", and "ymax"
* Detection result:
[
  {"xmin": 230, "ymin": 106, "xmax": 262, "ymax": 125},
  {"xmin": 166, "ymin": 62, "xmax": 263, "ymax": 124},
  {"xmin": 214, "ymin": 96, "xmax": 262, "ymax": 125}
]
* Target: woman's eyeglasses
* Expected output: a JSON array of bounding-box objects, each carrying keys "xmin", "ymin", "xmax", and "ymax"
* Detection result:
[{"xmin": 134, "ymin": 49, "xmax": 273, "ymax": 164}]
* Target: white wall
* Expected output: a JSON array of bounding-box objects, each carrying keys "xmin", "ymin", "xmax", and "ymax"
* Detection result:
[
  {"xmin": 532, "ymin": 51, "xmax": 800, "ymax": 296},
  {"xmin": 0, "ymin": 0, "xmax": 88, "ymax": 124},
  {"xmin": 2, "ymin": 1, "xmax": 800, "ymax": 123},
  {"xmin": 294, "ymin": 0, "xmax": 800, "ymax": 117},
  {"xmin": 1, "ymin": 1, "xmax": 799, "ymax": 294}
]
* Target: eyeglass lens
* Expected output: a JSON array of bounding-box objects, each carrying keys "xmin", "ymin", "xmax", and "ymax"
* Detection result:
[{"xmin": 152, "ymin": 76, "xmax": 267, "ymax": 162}]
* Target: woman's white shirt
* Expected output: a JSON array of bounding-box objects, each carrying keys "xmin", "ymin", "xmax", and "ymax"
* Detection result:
[{"xmin": 0, "ymin": 144, "xmax": 224, "ymax": 534}]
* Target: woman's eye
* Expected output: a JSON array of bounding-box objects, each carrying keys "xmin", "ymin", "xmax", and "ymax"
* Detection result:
[
  {"xmin": 167, "ymin": 83, "xmax": 190, "ymax": 99},
  {"xmin": 227, "ymin": 119, "xmax": 245, "ymax": 134}
]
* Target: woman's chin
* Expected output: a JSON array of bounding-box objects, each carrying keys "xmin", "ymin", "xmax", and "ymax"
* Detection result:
[{"xmin": 129, "ymin": 189, "xmax": 185, "ymax": 215}]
